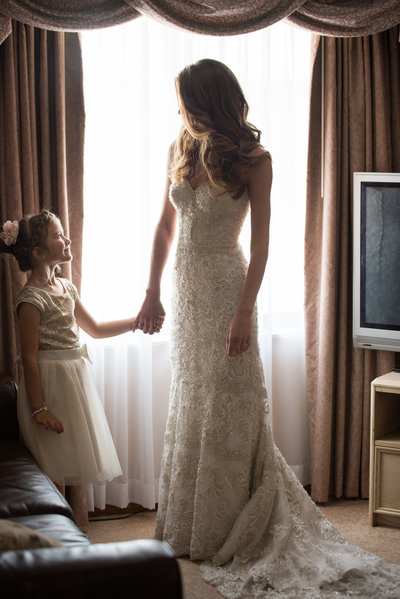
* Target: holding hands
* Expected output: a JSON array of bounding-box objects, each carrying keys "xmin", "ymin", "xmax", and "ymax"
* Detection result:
[
  {"xmin": 134, "ymin": 293, "xmax": 251, "ymax": 355},
  {"xmin": 133, "ymin": 290, "xmax": 166, "ymax": 335}
]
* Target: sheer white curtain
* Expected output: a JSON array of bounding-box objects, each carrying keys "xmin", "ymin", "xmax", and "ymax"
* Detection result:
[{"xmin": 80, "ymin": 18, "xmax": 311, "ymax": 510}]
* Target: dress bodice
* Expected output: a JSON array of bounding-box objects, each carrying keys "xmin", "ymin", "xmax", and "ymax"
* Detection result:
[
  {"xmin": 169, "ymin": 180, "xmax": 249, "ymax": 250},
  {"xmin": 15, "ymin": 278, "xmax": 80, "ymax": 350}
]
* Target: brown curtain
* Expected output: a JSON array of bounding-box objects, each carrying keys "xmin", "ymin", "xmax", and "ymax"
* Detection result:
[
  {"xmin": 0, "ymin": 21, "xmax": 84, "ymax": 380},
  {"xmin": 0, "ymin": 0, "xmax": 399, "ymax": 43},
  {"xmin": 305, "ymin": 27, "xmax": 400, "ymax": 503}
]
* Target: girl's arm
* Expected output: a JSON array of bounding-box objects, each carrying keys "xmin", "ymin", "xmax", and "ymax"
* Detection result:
[
  {"xmin": 18, "ymin": 303, "xmax": 64, "ymax": 433},
  {"xmin": 133, "ymin": 147, "xmax": 177, "ymax": 335},
  {"xmin": 74, "ymin": 298, "xmax": 134, "ymax": 338},
  {"xmin": 226, "ymin": 153, "xmax": 272, "ymax": 357}
]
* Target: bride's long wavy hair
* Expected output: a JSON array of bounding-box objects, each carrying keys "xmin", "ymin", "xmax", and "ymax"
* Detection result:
[{"xmin": 170, "ymin": 59, "xmax": 269, "ymax": 198}]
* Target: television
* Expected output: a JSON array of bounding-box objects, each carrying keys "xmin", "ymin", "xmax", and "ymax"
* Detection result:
[{"xmin": 353, "ymin": 172, "xmax": 400, "ymax": 352}]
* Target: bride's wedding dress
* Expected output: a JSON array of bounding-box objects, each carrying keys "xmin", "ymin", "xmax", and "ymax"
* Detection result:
[{"xmin": 155, "ymin": 179, "xmax": 400, "ymax": 598}]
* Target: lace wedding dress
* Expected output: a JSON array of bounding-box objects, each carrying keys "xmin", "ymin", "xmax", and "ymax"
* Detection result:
[{"xmin": 155, "ymin": 180, "xmax": 400, "ymax": 598}]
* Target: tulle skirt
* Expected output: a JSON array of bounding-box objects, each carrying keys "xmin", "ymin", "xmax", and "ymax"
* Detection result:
[{"xmin": 17, "ymin": 346, "xmax": 122, "ymax": 486}]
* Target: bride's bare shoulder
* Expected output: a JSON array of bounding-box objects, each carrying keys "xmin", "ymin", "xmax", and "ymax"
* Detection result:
[{"xmin": 239, "ymin": 141, "xmax": 272, "ymax": 187}]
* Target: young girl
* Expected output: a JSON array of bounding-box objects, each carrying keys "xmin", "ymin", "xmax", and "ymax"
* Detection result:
[{"xmin": 0, "ymin": 210, "xmax": 145, "ymax": 487}]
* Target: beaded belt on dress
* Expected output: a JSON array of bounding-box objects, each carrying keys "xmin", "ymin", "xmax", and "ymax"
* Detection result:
[{"xmin": 179, "ymin": 242, "xmax": 240, "ymax": 254}]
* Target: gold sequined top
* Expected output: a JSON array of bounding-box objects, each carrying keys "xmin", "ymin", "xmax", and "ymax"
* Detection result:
[{"xmin": 15, "ymin": 278, "xmax": 80, "ymax": 350}]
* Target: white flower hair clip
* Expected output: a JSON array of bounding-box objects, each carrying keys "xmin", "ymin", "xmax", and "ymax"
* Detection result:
[{"xmin": 0, "ymin": 220, "xmax": 19, "ymax": 246}]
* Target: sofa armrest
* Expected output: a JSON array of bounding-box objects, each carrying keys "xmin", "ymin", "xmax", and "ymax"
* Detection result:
[
  {"xmin": 0, "ymin": 440, "xmax": 74, "ymax": 521},
  {"xmin": 0, "ymin": 539, "xmax": 182, "ymax": 599}
]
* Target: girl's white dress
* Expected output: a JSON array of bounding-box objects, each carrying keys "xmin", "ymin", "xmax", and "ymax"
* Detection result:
[
  {"xmin": 16, "ymin": 278, "xmax": 122, "ymax": 486},
  {"xmin": 155, "ymin": 180, "xmax": 400, "ymax": 598}
]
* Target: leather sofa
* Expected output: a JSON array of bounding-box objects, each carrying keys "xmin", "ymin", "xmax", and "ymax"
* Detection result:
[{"xmin": 0, "ymin": 374, "xmax": 182, "ymax": 599}]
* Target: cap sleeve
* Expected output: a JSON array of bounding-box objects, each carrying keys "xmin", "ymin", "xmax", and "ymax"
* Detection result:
[
  {"xmin": 15, "ymin": 287, "xmax": 46, "ymax": 318},
  {"xmin": 61, "ymin": 278, "xmax": 78, "ymax": 301}
]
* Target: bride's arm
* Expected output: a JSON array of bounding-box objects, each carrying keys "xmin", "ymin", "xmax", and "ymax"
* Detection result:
[
  {"xmin": 134, "ymin": 149, "xmax": 177, "ymax": 335},
  {"xmin": 226, "ymin": 153, "xmax": 272, "ymax": 356}
]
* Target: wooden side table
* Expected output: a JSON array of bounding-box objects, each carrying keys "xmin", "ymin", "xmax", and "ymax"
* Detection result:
[{"xmin": 369, "ymin": 371, "xmax": 400, "ymax": 527}]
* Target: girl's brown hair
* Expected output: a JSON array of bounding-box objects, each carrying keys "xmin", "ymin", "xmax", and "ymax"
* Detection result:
[
  {"xmin": 171, "ymin": 59, "xmax": 270, "ymax": 198},
  {"xmin": 0, "ymin": 210, "xmax": 59, "ymax": 272}
]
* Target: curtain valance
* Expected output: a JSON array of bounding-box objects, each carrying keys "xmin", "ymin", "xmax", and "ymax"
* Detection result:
[{"xmin": 1, "ymin": 0, "xmax": 400, "ymax": 44}]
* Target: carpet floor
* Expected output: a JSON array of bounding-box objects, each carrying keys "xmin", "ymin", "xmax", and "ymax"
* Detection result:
[{"xmin": 86, "ymin": 498, "xmax": 400, "ymax": 599}]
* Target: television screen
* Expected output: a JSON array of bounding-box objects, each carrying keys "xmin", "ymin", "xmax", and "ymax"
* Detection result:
[{"xmin": 353, "ymin": 172, "xmax": 400, "ymax": 352}]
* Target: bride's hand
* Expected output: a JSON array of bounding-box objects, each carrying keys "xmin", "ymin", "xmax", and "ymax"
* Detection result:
[
  {"xmin": 133, "ymin": 291, "xmax": 166, "ymax": 335},
  {"xmin": 226, "ymin": 310, "xmax": 252, "ymax": 357}
]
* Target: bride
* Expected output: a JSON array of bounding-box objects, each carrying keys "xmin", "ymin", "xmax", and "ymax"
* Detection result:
[{"xmin": 134, "ymin": 58, "xmax": 400, "ymax": 598}]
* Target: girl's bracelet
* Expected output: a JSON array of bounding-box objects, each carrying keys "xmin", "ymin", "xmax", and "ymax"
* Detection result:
[{"xmin": 31, "ymin": 405, "xmax": 48, "ymax": 418}]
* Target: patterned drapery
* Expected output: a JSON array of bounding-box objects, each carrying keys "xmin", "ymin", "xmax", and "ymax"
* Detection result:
[
  {"xmin": 304, "ymin": 28, "xmax": 400, "ymax": 502},
  {"xmin": 1, "ymin": 0, "xmax": 399, "ymax": 44}
]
